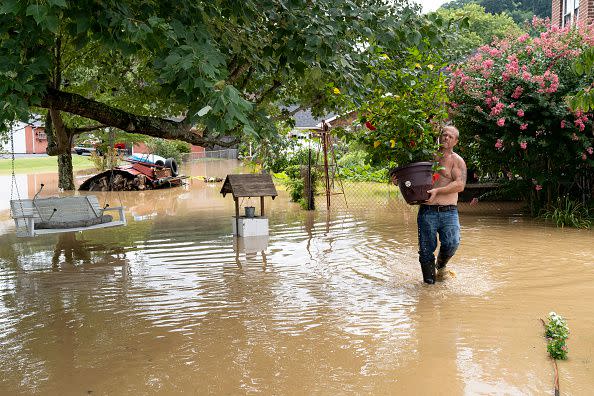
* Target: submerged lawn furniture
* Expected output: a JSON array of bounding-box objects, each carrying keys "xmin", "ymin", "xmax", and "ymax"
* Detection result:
[
  {"xmin": 10, "ymin": 195, "xmax": 126, "ymax": 237},
  {"xmin": 79, "ymin": 159, "xmax": 186, "ymax": 191}
]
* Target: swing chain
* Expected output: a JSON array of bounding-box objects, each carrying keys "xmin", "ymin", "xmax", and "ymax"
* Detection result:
[{"xmin": 9, "ymin": 127, "xmax": 30, "ymax": 235}]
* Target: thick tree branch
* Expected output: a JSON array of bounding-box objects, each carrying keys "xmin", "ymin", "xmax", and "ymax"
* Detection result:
[
  {"xmin": 40, "ymin": 88, "xmax": 230, "ymax": 147},
  {"xmin": 228, "ymin": 62, "xmax": 251, "ymax": 84}
]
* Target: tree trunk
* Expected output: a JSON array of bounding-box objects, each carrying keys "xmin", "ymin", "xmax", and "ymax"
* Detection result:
[{"xmin": 58, "ymin": 153, "xmax": 74, "ymax": 190}]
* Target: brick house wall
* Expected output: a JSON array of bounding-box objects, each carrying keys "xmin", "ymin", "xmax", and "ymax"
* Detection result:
[
  {"xmin": 24, "ymin": 126, "xmax": 48, "ymax": 154},
  {"xmin": 578, "ymin": 0, "xmax": 594, "ymax": 26},
  {"xmin": 552, "ymin": 0, "xmax": 562, "ymax": 26},
  {"xmin": 552, "ymin": 0, "xmax": 594, "ymax": 27}
]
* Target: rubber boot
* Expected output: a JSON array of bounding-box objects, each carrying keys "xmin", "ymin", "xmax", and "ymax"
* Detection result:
[
  {"xmin": 420, "ymin": 260, "xmax": 435, "ymax": 284},
  {"xmin": 436, "ymin": 254, "xmax": 453, "ymax": 281},
  {"xmin": 436, "ymin": 253, "xmax": 453, "ymax": 270}
]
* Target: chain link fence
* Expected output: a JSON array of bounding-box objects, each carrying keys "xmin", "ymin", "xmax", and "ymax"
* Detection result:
[
  {"xmin": 307, "ymin": 172, "xmax": 528, "ymax": 215},
  {"xmin": 182, "ymin": 149, "xmax": 238, "ymax": 162}
]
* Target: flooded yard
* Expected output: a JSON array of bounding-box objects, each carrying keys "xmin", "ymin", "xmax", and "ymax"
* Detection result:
[{"xmin": 0, "ymin": 160, "xmax": 593, "ymax": 395}]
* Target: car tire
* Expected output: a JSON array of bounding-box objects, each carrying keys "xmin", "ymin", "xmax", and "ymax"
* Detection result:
[{"xmin": 165, "ymin": 158, "xmax": 179, "ymax": 176}]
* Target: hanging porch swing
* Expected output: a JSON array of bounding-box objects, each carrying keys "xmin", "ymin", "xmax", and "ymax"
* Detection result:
[{"xmin": 8, "ymin": 128, "xmax": 126, "ymax": 237}]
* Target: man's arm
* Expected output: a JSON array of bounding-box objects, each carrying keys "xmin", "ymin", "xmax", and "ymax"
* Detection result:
[
  {"xmin": 426, "ymin": 157, "xmax": 467, "ymax": 202},
  {"xmin": 444, "ymin": 157, "xmax": 467, "ymax": 193}
]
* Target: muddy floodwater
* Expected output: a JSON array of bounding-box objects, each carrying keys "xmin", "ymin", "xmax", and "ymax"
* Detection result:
[{"xmin": 0, "ymin": 160, "xmax": 593, "ymax": 395}]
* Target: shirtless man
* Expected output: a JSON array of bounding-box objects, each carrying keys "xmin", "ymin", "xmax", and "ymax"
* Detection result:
[{"xmin": 417, "ymin": 125, "xmax": 467, "ymax": 284}]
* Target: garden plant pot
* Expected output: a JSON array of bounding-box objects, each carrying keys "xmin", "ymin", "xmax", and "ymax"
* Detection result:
[{"xmin": 390, "ymin": 161, "xmax": 433, "ymax": 205}]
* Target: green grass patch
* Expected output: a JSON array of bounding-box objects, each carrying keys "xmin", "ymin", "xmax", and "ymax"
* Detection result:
[{"xmin": 0, "ymin": 156, "xmax": 96, "ymax": 175}]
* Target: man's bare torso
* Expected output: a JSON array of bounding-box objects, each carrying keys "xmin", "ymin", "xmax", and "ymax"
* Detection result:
[{"xmin": 431, "ymin": 152, "xmax": 464, "ymax": 206}]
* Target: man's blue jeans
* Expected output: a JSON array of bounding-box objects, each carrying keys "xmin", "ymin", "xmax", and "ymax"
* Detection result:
[{"xmin": 417, "ymin": 205, "xmax": 460, "ymax": 266}]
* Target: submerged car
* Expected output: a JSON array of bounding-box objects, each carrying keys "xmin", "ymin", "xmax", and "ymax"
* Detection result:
[{"xmin": 72, "ymin": 145, "xmax": 99, "ymax": 156}]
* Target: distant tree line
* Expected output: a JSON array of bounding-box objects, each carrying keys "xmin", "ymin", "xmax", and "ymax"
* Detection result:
[{"xmin": 441, "ymin": 0, "xmax": 551, "ymax": 24}]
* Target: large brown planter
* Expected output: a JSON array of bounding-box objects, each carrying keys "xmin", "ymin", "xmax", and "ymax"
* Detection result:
[{"xmin": 390, "ymin": 161, "xmax": 433, "ymax": 205}]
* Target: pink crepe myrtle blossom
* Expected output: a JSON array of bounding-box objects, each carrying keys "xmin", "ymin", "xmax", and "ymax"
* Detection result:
[
  {"xmin": 520, "ymin": 141, "xmax": 528, "ymax": 149},
  {"xmin": 561, "ymin": 120, "xmax": 567, "ymax": 128},
  {"xmin": 505, "ymin": 58, "xmax": 519, "ymax": 75},
  {"xmin": 490, "ymin": 102, "xmax": 505, "ymax": 116},
  {"xmin": 497, "ymin": 118, "xmax": 505, "ymax": 127},
  {"xmin": 575, "ymin": 119, "xmax": 586, "ymax": 131},
  {"xmin": 535, "ymin": 184, "xmax": 543, "ymax": 191},
  {"xmin": 517, "ymin": 109, "xmax": 525, "ymax": 117},
  {"xmin": 511, "ymin": 86, "xmax": 523, "ymax": 99},
  {"xmin": 495, "ymin": 139, "xmax": 504, "ymax": 148},
  {"xmin": 520, "ymin": 123, "xmax": 528, "ymax": 130},
  {"xmin": 488, "ymin": 48, "xmax": 502, "ymax": 57},
  {"xmin": 587, "ymin": 147, "xmax": 594, "ymax": 154},
  {"xmin": 572, "ymin": 133, "xmax": 579, "ymax": 141},
  {"xmin": 518, "ymin": 33, "xmax": 529, "ymax": 43},
  {"xmin": 582, "ymin": 153, "xmax": 588, "ymax": 160},
  {"xmin": 532, "ymin": 16, "xmax": 544, "ymax": 28},
  {"xmin": 482, "ymin": 59, "xmax": 494, "ymax": 69}
]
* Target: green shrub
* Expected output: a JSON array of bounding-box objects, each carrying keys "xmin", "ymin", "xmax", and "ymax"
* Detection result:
[
  {"xmin": 278, "ymin": 164, "xmax": 319, "ymax": 209},
  {"xmin": 90, "ymin": 147, "xmax": 121, "ymax": 171},
  {"xmin": 337, "ymin": 149, "xmax": 369, "ymax": 169},
  {"xmin": 337, "ymin": 163, "xmax": 388, "ymax": 183},
  {"xmin": 173, "ymin": 140, "xmax": 191, "ymax": 154},
  {"xmin": 540, "ymin": 196, "xmax": 592, "ymax": 229},
  {"xmin": 147, "ymin": 138, "xmax": 187, "ymax": 162}
]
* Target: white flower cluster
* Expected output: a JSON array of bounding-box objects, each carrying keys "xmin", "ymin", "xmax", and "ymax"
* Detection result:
[{"xmin": 548, "ymin": 311, "xmax": 569, "ymax": 330}]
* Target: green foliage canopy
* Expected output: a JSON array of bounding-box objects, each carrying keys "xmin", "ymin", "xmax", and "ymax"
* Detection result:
[
  {"xmin": 0, "ymin": 0, "xmax": 450, "ymax": 149},
  {"xmin": 441, "ymin": 0, "xmax": 551, "ymax": 24},
  {"xmin": 436, "ymin": 4, "xmax": 524, "ymax": 61}
]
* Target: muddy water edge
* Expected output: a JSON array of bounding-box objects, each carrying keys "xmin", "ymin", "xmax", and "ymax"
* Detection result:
[{"xmin": 0, "ymin": 161, "xmax": 593, "ymax": 395}]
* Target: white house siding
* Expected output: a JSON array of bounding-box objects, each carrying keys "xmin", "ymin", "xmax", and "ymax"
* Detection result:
[{"xmin": 1, "ymin": 122, "xmax": 28, "ymax": 154}]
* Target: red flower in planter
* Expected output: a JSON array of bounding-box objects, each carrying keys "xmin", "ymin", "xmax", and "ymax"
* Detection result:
[
  {"xmin": 365, "ymin": 121, "xmax": 376, "ymax": 131},
  {"xmin": 432, "ymin": 173, "xmax": 440, "ymax": 183},
  {"xmin": 409, "ymin": 140, "xmax": 416, "ymax": 147}
]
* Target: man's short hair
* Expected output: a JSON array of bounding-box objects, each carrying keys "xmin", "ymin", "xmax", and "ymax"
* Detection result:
[{"xmin": 442, "ymin": 125, "xmax": 459, "ymax": 139}]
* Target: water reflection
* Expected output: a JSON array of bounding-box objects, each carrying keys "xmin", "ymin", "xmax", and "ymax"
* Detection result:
[
  {"xmin": 0, "ymin": 160, "xmax": 592, "ymax": 394},
  {"xmin": 234, "ymin": 236, "xmax": 269, "ymax": 270}
]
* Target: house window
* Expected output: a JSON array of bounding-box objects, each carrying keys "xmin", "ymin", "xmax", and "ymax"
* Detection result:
[{"xmin": 563, "ymin": 0, "xmax": 580, "ymax": 27}]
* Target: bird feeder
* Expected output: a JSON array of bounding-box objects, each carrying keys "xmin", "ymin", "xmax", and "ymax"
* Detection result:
[{"xmin": 220, "ymin": 174, "xmax": 278, "ymax": 236}]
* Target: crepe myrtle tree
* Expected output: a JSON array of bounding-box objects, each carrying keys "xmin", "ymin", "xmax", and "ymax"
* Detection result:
[
  {"xmin": 0, "ymin": 0, "xmax": 451, "ymax": 189},
  {"xmin": 448, "ymin": 18, "xmax": 594, "ymax": 210}
]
